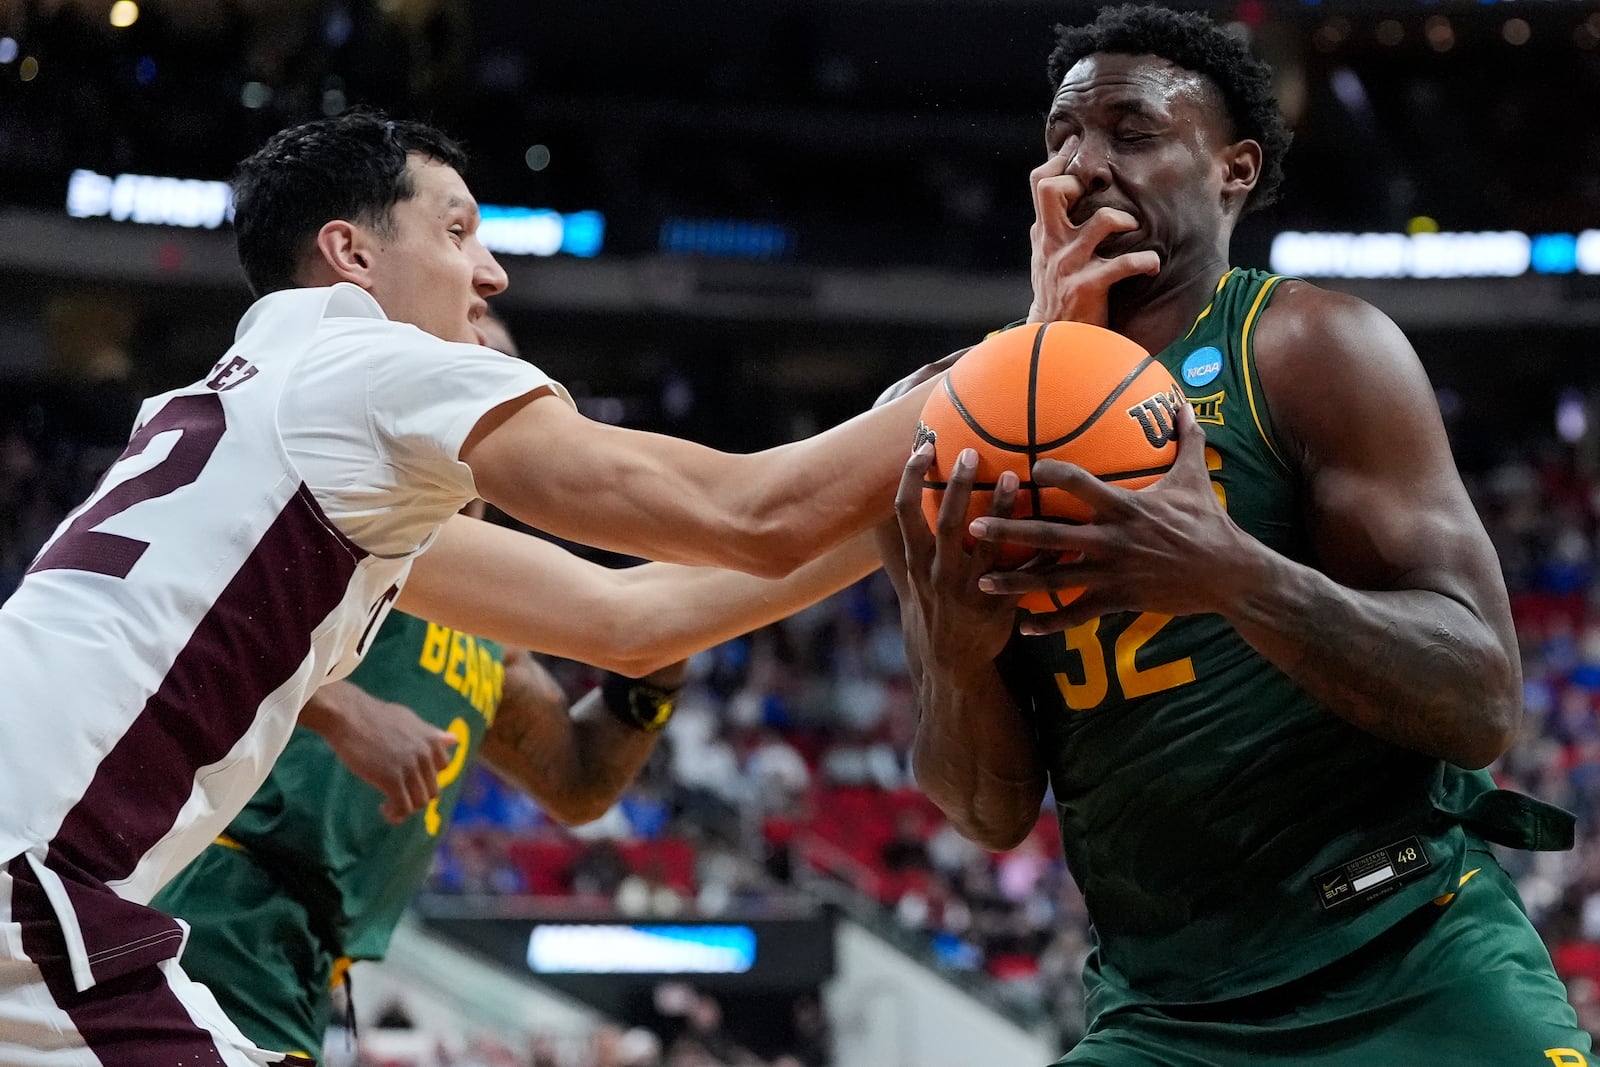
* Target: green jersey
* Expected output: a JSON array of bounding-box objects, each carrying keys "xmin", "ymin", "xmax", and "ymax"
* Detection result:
[
  {"xmin": 189, "ymin": 610, "xmax": 503, "ymax": 961},
  {"xmin": 1002, "ymin": 268, "xmax": 1569, "ymax": 1004}
]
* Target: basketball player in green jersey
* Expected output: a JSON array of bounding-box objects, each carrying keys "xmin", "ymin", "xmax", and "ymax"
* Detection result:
[
  {"xmin": 881, "ymin": 6, "xmax": 1592, "ymax": 1064},
  {"xmin": 153, "ymin": 605, "xmax": 683, "ymax": 1058}
]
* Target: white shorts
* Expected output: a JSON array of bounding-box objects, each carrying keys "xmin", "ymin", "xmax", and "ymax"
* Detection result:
[{"xmin": 0, "ymin": 862, "xmax": 301, "ymax": 1067}]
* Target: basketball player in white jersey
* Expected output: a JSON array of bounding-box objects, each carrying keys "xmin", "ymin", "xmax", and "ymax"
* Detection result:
[{"xmin": 0, "ymin": 111, "xmax": 939, "ymax": 1065}]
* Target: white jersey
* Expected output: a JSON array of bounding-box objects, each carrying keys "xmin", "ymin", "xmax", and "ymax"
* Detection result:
[{"xmin": 0, "ymin": 283, "xmax": 559, "ymax": 992}]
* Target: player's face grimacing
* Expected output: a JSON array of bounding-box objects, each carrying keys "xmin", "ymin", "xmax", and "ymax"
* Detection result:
[
  {"xmin": 1045, "ymin": 53, "xmax": 1235, "ymax": 269},
  {"xmin": 359, "ymin": 155, "xmax": 508, "ymax": 346}
]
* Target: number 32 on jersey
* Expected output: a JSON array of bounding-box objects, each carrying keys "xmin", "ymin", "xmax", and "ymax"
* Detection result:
[
  {"xmin": 1051, "ymin": 446, "xmax": 1225, "ymax": 712},
  {"xmin": 1054, "ymin": 612, "xmax": 1194, "ymax": 712}
]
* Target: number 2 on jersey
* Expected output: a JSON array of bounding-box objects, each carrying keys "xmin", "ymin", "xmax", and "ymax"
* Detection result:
[
  {"xmin": 425, "ymin": 717, "xmax": 472, "ymax": 836},
  {"xmin": 30, "ymin": 393, "xmax": 226, "ymax": 579}
]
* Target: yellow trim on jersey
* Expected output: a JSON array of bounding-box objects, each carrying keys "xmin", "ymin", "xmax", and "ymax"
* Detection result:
[
  {"xmin": 214, "ymin": 833, "xmax": 246, "ymax": 852},
  {"xmin": 1182, "ymin": 269, "xmax": 1236, "ymax": 341},
  {"xmin": 1431, "ymin": 866, "xmax": 1482, "ymax": 907},
  {"xmin": 1240, "ymin": 275, "xmax": 1291, "ymax": 473}
]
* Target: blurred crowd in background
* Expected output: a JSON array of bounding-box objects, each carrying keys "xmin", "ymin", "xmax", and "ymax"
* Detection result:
[{"xmin": 6, "ymin": 0, "xmax": 1600, "ymax": 270}]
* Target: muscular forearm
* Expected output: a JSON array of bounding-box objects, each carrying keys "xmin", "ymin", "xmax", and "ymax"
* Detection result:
[
  {"xmin": 483, "ymin": 691, "xmax": 657, "ymax": 826},
  {"xmin": 402, "ymin": 521, "xmax": 878, "ymax": 677},
  {"xmin": 912, "ymin": 662, "xmax": 1047, "ymax": 852},
  {"xmin": 727, "ymin": 382, "xmax": 936, "ymax": 574},
  {"xmin": 1224, "ymin": 547, "xmax": 1520, "ymax": 769},
  {"xmin": 472, "ymin": 382, "xmax": 934, "ymax": 580},
  {"xmin": 608, "ymin": 530, "xmax": 881, "ymax": 675}
]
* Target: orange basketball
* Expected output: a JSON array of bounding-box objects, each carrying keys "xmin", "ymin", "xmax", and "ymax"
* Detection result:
[{"xmin": 918, "ymin": 321, "xmax": 1183, "ymax": 613}]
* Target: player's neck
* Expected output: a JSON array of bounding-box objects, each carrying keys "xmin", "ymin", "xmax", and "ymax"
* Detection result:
[{"xmin": 1108, "ymin": 251, "xmax": 1233, "ymax": 357}]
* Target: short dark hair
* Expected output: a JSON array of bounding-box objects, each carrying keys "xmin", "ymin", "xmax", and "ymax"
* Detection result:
[
  {"xmin": 231, "ymin": 108, "xmax": 469, "ymax": 296},
  {"xmin": 1047, "ymin": 4, "xmax": 1291, "ymax": 213}
]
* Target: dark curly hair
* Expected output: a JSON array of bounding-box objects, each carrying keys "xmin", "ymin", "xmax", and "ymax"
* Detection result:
[
  {"xmin": 232, "ymin": 108, "xmax": 469, "ymax": 297},
  {"xmin": 1047, "ymin": 4, "xmax": 1291, "ymax": 214}
]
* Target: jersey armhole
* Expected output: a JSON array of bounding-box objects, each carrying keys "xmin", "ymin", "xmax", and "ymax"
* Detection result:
[{"xmin": 1239, "ymin": 275, "xmax": 1295, "ymax": 476}]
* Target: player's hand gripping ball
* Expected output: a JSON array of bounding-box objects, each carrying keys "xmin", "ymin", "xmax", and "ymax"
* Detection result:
[{"xmin": 917, "ymin": 321, "xmax": 1184, "ymax": 613}]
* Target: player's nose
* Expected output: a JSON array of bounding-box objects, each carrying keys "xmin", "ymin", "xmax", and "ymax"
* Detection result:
[
  {"xmin": 1060, "ymin": 134, "xmax": 1112, "ymax": 195},
  {"xmin": 474, "ymin": 248, "xmax": 509, "ymax": 298}
]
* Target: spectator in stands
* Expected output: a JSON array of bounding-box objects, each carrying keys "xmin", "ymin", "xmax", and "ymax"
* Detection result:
[
  {"xmin": 879, "ymin": 810, "xmax": 932, "ymax": 874},
  {"xmin": 743, "ymin": 727, "xmax": 810, "ymax": 814}
]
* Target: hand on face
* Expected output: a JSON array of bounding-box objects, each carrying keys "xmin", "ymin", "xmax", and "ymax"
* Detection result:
[
  {"xmin": 893, "ymin": 443, "xmax": 1024, "ymax": 673},
  {"xmin": 968, "ymin": 403, "xmax": 1248, "ymax": 635},
  {"xmin": 1027, "ymin": 154, "xmax": 1163, "ymax": 327}
]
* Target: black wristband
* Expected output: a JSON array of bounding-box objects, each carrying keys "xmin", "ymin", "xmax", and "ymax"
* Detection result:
[{"xmin": 601, "ymin": 672, "xmax": 681, "ymax": 732}]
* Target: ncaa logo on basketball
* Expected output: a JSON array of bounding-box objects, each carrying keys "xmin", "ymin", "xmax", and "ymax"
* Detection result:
[{"xmin": 1182, "ymin": 347, "xmax": 1223, "ymax": 388}]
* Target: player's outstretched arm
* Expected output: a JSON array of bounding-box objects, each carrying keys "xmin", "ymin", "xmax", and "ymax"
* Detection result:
[
  {"xmin": 300, "ymin": 681, "xmax": 458, "ymax": 823},
  {"xmin": 398, "ymin": 515, "xmax": 881, "ymax": 677},
  {"xmin": 877, "ymin": 447, "xmax": 1047, "ymax": 853},
  {"xmin": 975, "ymin": 285, "xmax": 1520, "ymax": 769},
  {"xmin": 460, "ymin": 380, "xmax": 935, "ymax": 580},
  {"xmin": 477, "ymin": 653, "xmax": 685, "ymax": 826}
]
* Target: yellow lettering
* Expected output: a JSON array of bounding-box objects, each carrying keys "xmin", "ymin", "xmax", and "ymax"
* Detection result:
[
  {"xmin": 473, "ymin": 646, "xmax": 495, "ymax": 714},
  {"xmin": 419, "ymin": 623, "xmax": 451, "ymax": 674},
  {"xmin": 460, "ymin": 635, "xmax": 479, "ymax": 700},
  {"xmin": 1054, "ymin": 613, "xmax": 1198, "ymax": 713},
  {"xmin": 424, "ymin": 717, "xmax": 473, "ymax": 836},
  {"xmin": 1204, "ymin": 446, "xmax": 1227, "ymax": 510},
  {"xmin": 1055, "ymin": 619, "xmax": 1109, "ymax": 711},
  {"xmin": 1545, "ymin": 1050, "xmax": 1588, "ymax": 1067},
  {"xmin": 484, "ymin": 659, "xmax": 505, "ymax": 725},
  {"xmin": 1116, "ymin": 613, "xmax": 1196, "ymax": 699},
  {"xmin": 444, "ymin": 633, "xmax": 470, "ymax": 693}
]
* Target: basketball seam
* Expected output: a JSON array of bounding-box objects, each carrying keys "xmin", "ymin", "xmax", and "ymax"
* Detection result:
[
  {"xmin": 920, "ymin": 461, "xmax": 1171, "ymax": 492},
  {"xmin": 943, "ymin": 349, "xmax": 1166, "ymax": 453},
  {"xmin": 1028, "ymin": 324, "xmax": 1045, "ymax": 519},
  {"xmin": 943, "ymin": 359, "xmax": 1031, "ymax": 454},
  {"xmin": 1035, "ymin": 353, "xmax": 1161, "ymax": 451}
]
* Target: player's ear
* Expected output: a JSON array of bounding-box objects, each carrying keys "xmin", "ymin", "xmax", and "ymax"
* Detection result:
[
  {"xmin": 312, "ymin": 220, "xmax": 374, "ymax": 286},
  {"xmin": 1220, "ymin": 139, "xmax": 1262, "ymax": 209}
]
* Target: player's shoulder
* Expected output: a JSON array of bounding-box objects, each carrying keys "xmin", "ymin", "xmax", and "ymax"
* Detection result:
[
  {"xmin": 1255, "ymin": 277, "xmax": 1414, "ymax": 375},
  {"xmin": 1249, "ymin": 276, "xmax": 1434, "ymax": 457}
]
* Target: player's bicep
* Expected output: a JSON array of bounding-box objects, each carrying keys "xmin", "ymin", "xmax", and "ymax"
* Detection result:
[{"xmin": 1258, "ymin": 289, "xmax": 1506, "ymax": 609}]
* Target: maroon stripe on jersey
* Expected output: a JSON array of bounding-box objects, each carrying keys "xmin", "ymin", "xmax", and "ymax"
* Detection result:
[
  {"xmin": 45, "ymin": 482, "xmax": 364, "ymax": 911},
  {"xmin": 8, "ymin": 856, "xmax": 233, "ymax": 1065}
]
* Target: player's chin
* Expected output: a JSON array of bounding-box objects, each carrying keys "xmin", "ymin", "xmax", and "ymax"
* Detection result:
[{"xmin": 469, "ymin": 323, "xmax": 489, "ymax": 346}]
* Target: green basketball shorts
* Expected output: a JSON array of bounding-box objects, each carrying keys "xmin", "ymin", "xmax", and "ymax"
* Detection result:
[
  {"xmin": 1060, "ymin": 848, "xmax": 1591, "ymax": 1066},
  {"xmin": 153, "ymin": 839, "xmax": 335, "ymax": 1060}
]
